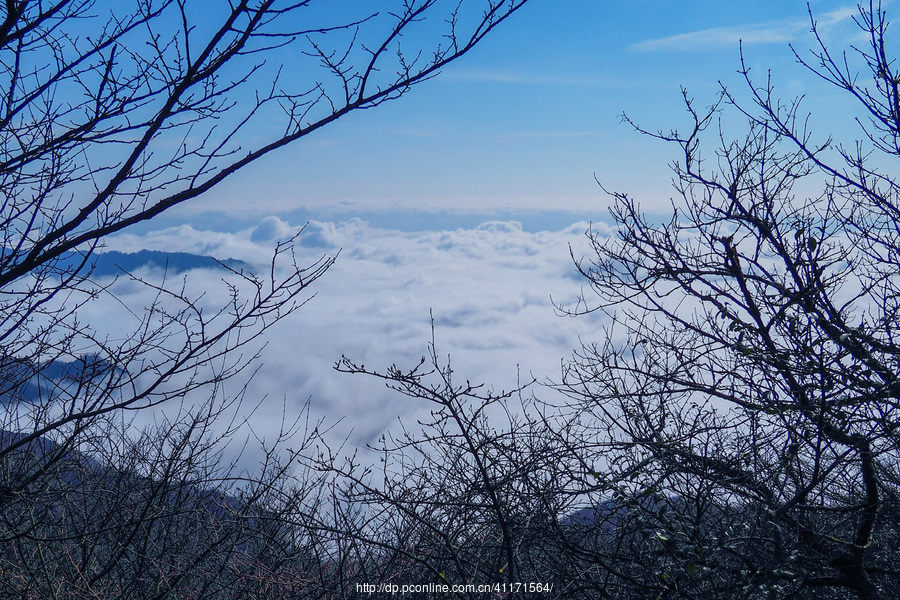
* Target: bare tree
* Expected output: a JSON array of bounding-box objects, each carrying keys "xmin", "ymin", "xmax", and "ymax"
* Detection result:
[
  {"xmin": 557, "ymin": 2, "xmax": 900, "ymax": 598},
  {"xmin": 0, "ymin": 0, "xmax": 530, "ymax": 596},
  {"xmin": 0, "ymin": 400, "xmax": 341, "ymax": 599},
  {"xmin": 325, "ymin": 336, "xmax": 578, "ymax": 598}
]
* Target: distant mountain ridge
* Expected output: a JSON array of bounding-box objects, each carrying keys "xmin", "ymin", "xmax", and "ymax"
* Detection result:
[
  {"xmin": 2, "ymin": 248, "xmax": 253, "ymax": 278},
  {"xmin": 83, "ymin": 249, "xmax": 252, "ymax": 277}
]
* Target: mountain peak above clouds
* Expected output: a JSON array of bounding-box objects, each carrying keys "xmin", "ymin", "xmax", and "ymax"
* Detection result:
[{"xmin": 86, "ymin": 249, "xmax": 252, "ymax": 277}]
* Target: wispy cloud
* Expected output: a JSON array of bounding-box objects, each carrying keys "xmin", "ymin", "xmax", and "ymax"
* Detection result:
[{"xmin": 630, "ymin": 7, "xmax": 857, "ymax": 53}]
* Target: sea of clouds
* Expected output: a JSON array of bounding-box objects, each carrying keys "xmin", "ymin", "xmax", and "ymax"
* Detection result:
[{"xmin": 100, "ymin": 216, "xmax": 611, "ymax": 455}]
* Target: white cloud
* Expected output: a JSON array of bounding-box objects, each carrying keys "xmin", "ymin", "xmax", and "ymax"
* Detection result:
[
  {"xmin": 629, "ymin": 8, "xmax": 857, "ymax": 53},
  {"xmin": 631, "ymin": 20, "xmax": 805, "ymax": 53},
  {"xmin": 250, "ymin": 216, "xmax": 295, "ymax": 243},
  {"xmin": 94, "ymin": 218, "xmax": 609, "ymax": 455}
]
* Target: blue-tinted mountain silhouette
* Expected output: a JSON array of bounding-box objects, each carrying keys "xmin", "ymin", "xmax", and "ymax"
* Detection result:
[
  {"xmin": 80, "ymin": 249, "xmax": 252, "ymax": 277},
  {"xmin": 2, "ymin": 248, "xmax": 253, "ymax": 278}
]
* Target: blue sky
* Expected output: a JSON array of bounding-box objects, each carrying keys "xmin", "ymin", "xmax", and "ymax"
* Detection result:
[{"xmin": 150, "ymin": 0, "xmax": 868, "ymax": 233}]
